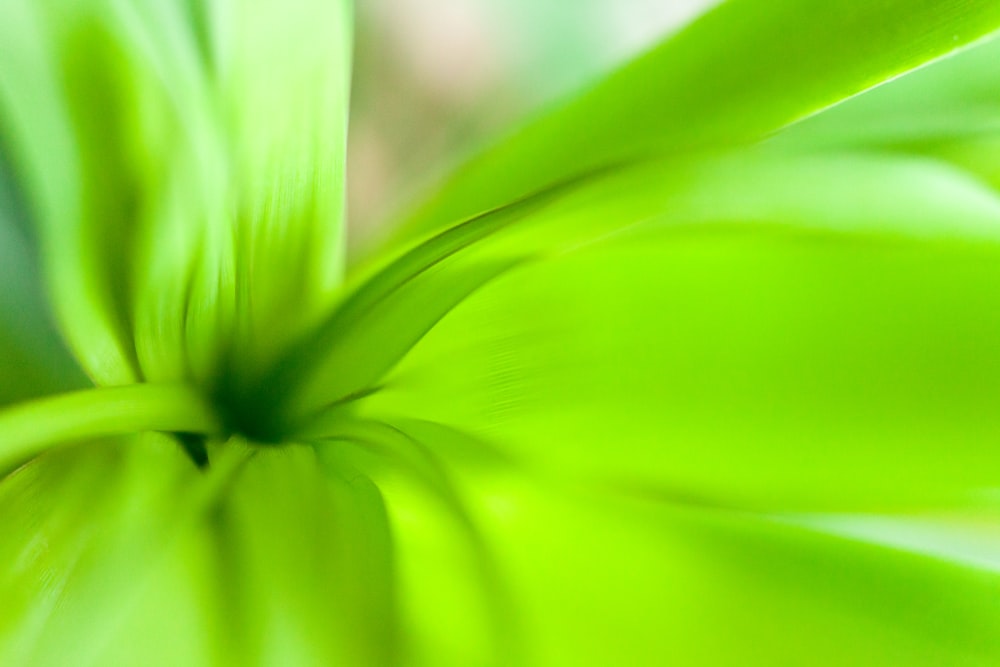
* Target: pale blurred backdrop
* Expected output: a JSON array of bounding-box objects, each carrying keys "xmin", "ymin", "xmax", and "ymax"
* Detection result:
[{"xmin": 347, "ymin": 0, "xmax": 717, "ymax": 251}]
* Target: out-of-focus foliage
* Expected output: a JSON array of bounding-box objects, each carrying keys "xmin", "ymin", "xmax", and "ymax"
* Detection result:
[
  {"xmin": 2, "ymin": 0, "xmax": 1000, "ymax": 665},
  {"xmin": 347, "ymin": 0, "xmax": 715, "ymax": 246}
]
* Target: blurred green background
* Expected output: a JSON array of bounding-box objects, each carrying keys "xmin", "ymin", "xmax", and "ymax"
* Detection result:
[{"xmin": 347, "ymin": 0, "xmax": 716, "ymax": 250}]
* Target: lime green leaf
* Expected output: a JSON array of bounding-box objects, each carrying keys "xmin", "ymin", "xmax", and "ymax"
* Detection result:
[
  {"xmin": 0, "ymin": 0, "xmax": 353, "ymax": 391},
  {"xmin": 0, "ymin": 156, "xmax": 87, "ymax": 404},
  {"xmin": 89, "ymin": 520, "xmax": 222, "ymax": 667},
  {"xmin": 259, "ymin": 180, "xmax": 570, "ymax": 427},
  {"xmin": 311, "ymin": 418, "xmax": 524, "ymax": 665},
  {"xmin": 196, "ymin": 446, "xmax": 398, "ymax": 666},
  {"xmin": 0, "ymin": 384, "xmax": 220, "ymax": 474},
  {"xmin": 216, "ymin": 0, "xmax": 353, "ymax": 386},
  {"xmin": 350, "ymin": 152, "xmax": 1000, "ymax": 510},
  {"xmin": 311, "ymin": 422, "xmax": 522, "ymax": 666},
  {"xmin": 24, "ymin": 443, "xmax": 393, "ymax": 667},
  {"xmin": 285, "ymin": 150, "xmax": 1000, "ymax": 429},
  {"xmin": 0, "ymin": 0, "xmax": 224, "ymax": 384},
  {"xmin": 420, "ymin": 470, "xmax": 1000, "ymax": 666},
  {"xmin": 391, "ymin": 0, "xmax": 1000, "ymax": 242},
  {"xmin": 770, "ymin": 32, "xmax": 1000, "ymax": 151},
  {"xmin": 766, "ymin": 31, "xmax": 1000, "ymax": 197},
  {"xmin": 0, "ymin": 446, "xmax": 131, "ymax": 664},
  {"xmin": 0, "ymin": 436, "xmax": 246, "ymax": 666}
]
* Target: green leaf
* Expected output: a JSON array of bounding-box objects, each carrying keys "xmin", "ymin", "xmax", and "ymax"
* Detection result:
[
  {"xmin": 193, "ymin": 445, "xmax": 398, "ymax": 667},
  {"xmin": 0, "ymin": 384, "xmax": 220, "ymax": 474},
  {"xmin": 346, "ymin": 151, "xmax": 1000, "ymax": 510},
  {"xmin": 389, "ymin": 0, "xmax": 1000, "ymax": 244},
  {"xmin": 308, "ymin": 420, "xmax": 522, "ymax": 666},
  {"xmin": 0, "ymin": 152, "xmax": 87, "ymax": 405},
  {"xmin": 769, "ymin": 32, "xmax": 1000, "ymax": 151},
  {"xmin": 0, "ymin": 0, "xmax": 353, "ymax": 391},
  {"xmin": 413, "ymin": 468, "xmax": 1000, "ymax": 666},
  {"xmin": 0, "ymin": 0, "xmax": 223, "ymax": 384},
  {"xmin": 215, "ymin": 0, "xmax": 354, "ymax": 385},
  {"xmin": 0, "ymin": 428, "xmax": 399, "ymax": 666},
  {"xmin": 0, "ymin": 0, "xmax": 127, "ymax": 383},
  {"xmin": 36, "ymin": 444, "xmax": 395, "ymax": 667},
  {"xmin": 764, "ymin": 32, "xmax": 1000, "ymax": 198},
  {"xmin": 0, "ymin": 436, "xmax": 247, "ymax": 666}
]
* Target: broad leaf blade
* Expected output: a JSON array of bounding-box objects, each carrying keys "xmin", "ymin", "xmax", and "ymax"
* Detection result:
[
  {"xmin": 390, "ymin": 0, "xmax": 1000, "ymax": 243},
  {"xmin": 217, "ymin": 0, "xmax": 353, "ymax": 383},
  {"xmin": 0, "ymin": 436, "xmax": 241, "ymax": 667},
  {"xmin": 202, "ymin": 446, "xmax": 398, "ymax": 667},
  {"xmin": 349, "ymin": 152, "xmax": 1000, "ymax": 510},
  {"xmin": 770, "ymin": 32, "xmax": 1000, "ymax": 151},
  {"xmin": 431, "ymin": 471, "xmax": 1000, "ymax": 666}
]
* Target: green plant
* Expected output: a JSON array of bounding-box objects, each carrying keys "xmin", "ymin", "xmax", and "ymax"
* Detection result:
[{"xmin": 2, "ymin": 0, "xmax": 1000, "ymax": 664}]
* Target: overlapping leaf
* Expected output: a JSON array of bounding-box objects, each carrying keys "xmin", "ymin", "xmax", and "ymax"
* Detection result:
[
  {"xmin": 346, "ymin": 151, "xmax": 1000, "ymax": 510},
  {"xmin": 2, "ymin": 0, "xmax": 1000, "ymax": 665},
  {"xmin": 0, "ymin": 155, "xmax": 87, "ymax": 405},
  {"xmin": 389, "ymin": 0, "xmax": 1000, "ymax": 243},
  {"xmin": 0, "ymin": 0, "xmax": 352, "ymax": 394}
]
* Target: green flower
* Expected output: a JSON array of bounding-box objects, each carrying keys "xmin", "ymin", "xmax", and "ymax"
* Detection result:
[{"xmin": 2, "ymin": 0, "xmax": 1000, "ymax": 665}]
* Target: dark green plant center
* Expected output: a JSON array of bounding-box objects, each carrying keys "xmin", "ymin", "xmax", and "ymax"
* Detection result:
[
  {"xmin": 211, "ymin": 378, "xmax": 290, "ymax": 446},
  {"xmin": 176, "ymin": 375, "xmax": 293, "ymax": 467}
]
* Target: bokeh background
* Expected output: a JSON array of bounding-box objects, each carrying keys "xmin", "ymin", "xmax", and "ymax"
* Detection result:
[{"xmin": 347, "ymin": 0, "xmax": 716, "ymax": 251}]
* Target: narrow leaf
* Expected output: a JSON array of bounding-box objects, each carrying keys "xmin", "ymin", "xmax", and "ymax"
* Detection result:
[{"xmin": 0, "ymin": 384, "xmax": 220, "ymax": 474}]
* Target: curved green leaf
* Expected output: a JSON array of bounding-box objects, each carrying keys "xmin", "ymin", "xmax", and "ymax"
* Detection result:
[
  {"xmin": 46, "ymin": 444, "xmax": 393, "ymax": 667},
  {"xmin": 0, "ymin": 0, "xmax": 353, "ymax": 391},
  {"xmin": 193, "ymin": 445, "xmax": 398, "ymax": 667},
  {"xmin": 0, "ymin": 152, "xmax": 88, "ymax": 404},
  {"xmin": 0, "ymin": 384, "xmax": 220, "ymax": 474},
  {"xmin": 311, "ymin": 418, "xmax": 525, "ymax": 665},
  {"xmin": 418, "ymin": 470, "xmax": 1000, "ymax": 666},
  {"xmin": 390, "ymin": 0, "xmax": 1000, "ymax": 244},
  {"xmin": 349, "ymin": 152, "xmax": 1000, "ymax": 510},
  {"xmin": 770, "ymin": 32, "xmax": 1000, "ymax": 151},
  {"xmin": 317, "ymin": 428, "xmax": 522, "ymax": 667},
  {"xmin": 0, "ymin": 437, "xmax": 248, "ymax": 667},
  {"xmin": 285, "ymin": 150, "xmax": 1000, "ymax": 429},
  {"xmin": 215, "ymin": 0, "xmax": 353, "ymax": 387},
  {"xmin": 0, "ymin": 0, "xmax": 224, "ymax": 384}
]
